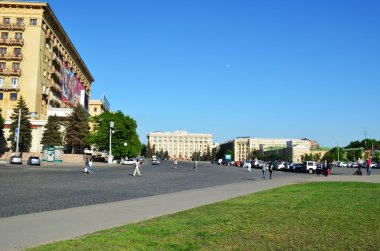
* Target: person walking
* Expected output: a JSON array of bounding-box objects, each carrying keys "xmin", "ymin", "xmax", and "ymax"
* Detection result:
[
  {"xmin": 356, "ymin": 158, "xmax": 363, "ymax": 176},
  {"xmin": 88, "ymin": 158, "xmax": 94, "ymax": 174},
  {"xmin": 133, "ymin": 159, "xmax": 142, "ymax": 177},
  {"xmin": 193, "ymin": 160, "xmax": 198, "ymax": 172},
  {"xmin": 262, "ymin": 162, "xmax": 267, "ymax": 179},
  {"xmin": 174, "ymin": 159, "xmax": 178, "ymax": 168},
  {"xmin": 268, "ymin": 163, "xmax": 273, "ymax": 179},
  {"xmin": 83, "ymin": 158, "xmax": 89, "ymax": 174},
  {"xmin": 366, "ymin": 158, "xmax": 371, "ymax": 176}
]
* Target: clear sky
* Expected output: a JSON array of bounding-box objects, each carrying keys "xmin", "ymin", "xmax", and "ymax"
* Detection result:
[{"xmin": 48, "ymin": 0, "xmax": 380, "ymax": 147}]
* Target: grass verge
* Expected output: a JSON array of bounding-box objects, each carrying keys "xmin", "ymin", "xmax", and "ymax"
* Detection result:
[{"xmin": 29, "ymin": 182, "xmax": 380, "ymax": 250}]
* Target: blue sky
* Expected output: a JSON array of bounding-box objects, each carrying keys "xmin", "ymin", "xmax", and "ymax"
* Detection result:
[{"xmin": 48, "ymin": 0, "xmax": 380, "ymax": 147}]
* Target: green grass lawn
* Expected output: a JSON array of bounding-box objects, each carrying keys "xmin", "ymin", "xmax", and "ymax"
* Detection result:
[{"xmin": 30, "ymin": 182, "xmax": 380, "ymax": 251}]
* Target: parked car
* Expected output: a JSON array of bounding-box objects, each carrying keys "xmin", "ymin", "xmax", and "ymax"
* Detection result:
[
  {"xmin": 10, "ymin": 155, "xmax": 22, "ymax": 164},
  {"xmin": 27, "ymin": 156, "xmax": 41, "ymax": 166},
  {"xmin": 303, "ymin": 161, "xmax": 318, "ymax": 173},
  {"xmin": 337, "ymin": 161, "xmax": 348, "ymax": 167},
  {"xmin": 121, "ymin": 158, "xmax": 137, "ymax": 165},
  {"xmin": 274, "ymin": 161, "xmax": 286, "ymax": 171},
  {"xmin": 234, "ymin": 161, "xmax": 241, "ymax": 167},
  {"xmin": 291, "ymin": 163, "xmax": 304, "ymax": 173}
]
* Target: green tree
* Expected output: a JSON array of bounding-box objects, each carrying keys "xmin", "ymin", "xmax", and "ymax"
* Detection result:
[
  {"xmin": 205, "ymin": 146, "xmax": 212, "ymax": 161},
  {"xmin": 0, "ymin": 111, "xmax": 6, "ymax": 153},
  {"xmin": 9, "ymin": 96, "xmax": 32, "ymax": 152},
  {"xmin": 41, "ymin": 115, "xmax": 62, "ymax": 148},
  {"xmin": 164, "ymin": 150, "xmax": 169, "ymax": 160},
  {"xmin": 65, "ymin": 104, "xmax": 89, "ymax": 154},
  {"xmin": 87, "ymin": 111, "xmax": 141, "ymax": 158}
]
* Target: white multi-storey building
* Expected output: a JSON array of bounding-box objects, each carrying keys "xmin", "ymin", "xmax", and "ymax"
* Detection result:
[
  {"xmin": 234, "ymin": 137, "xmax": 312, "ymax": 161},
  {"xmin": 147, "ymin": 131, "xmax": 213, "ymax": 160}
]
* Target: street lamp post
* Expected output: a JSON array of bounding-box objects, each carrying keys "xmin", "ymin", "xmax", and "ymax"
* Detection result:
[{"xmin": 108, "ymin": 121, "xmax": 114, "ymax": 164}]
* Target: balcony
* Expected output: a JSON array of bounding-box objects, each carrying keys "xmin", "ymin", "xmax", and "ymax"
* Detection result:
[
  {"xmin": 9, "ymin": 38, "xmax": 24, "ymax": 46},
  {"xmin": 0, "ymin": 23, "xmax": 11, "ymax": 30},
  {"xmin": 51, "ymin": 69, "xmax": 62, "ymax": 82},
  {"xmin": 12, "ymin": 23, "xmax": 25, "ymax": 31},
  {"xmin": 0, "ymin": 38, "xmax": 24, "ymax": 46},
  {"xmin": 0, "ymin": 83, "xmax": 20, "ymax": 91},
  {"xmin": 8, "ymin": 53, "xmax": 22, "ymax": 61},
  {"xmin": 0, "ymin": 68, "xmax": 21, "ymax": 76}
]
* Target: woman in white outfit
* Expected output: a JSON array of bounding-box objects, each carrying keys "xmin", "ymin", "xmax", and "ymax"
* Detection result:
[{"xmin": 133, "ymin": 160, "xmax": 141, "ymax": 176}]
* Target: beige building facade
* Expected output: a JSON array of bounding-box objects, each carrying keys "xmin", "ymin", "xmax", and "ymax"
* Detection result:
[
  {"xmin": 89, "ymin": 96, "xmax": 110, "ymax": 117},
  {"xmin": 234, "ymin": 137, "xmax": 312, "ymax": 161},
  {"xmin": 147, "ymin": 131, "xmax": 213, "ymax": 160},
  {"xmin": 0, "ymin": 1, "xmax": 94, "ymax": 152}
]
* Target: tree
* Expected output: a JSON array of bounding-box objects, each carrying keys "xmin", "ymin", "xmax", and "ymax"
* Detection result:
[
  {"xmin": 9, "ymin": 96, "xmax": 32, "ymax": 152},
  {"xmin": 87, "ymin": 111, "xmax": 141, "ymax": 158},
  {"xmin": 0, "ymin": 111, "xmax": 6, "ymax": 153},
  {"xmin": 41, "ymin": 115, "xmax": 62, "ymax": 148},
  {"xmin": 65, "ymin": 104, "xmax": 89, "ymax": 153},
  {"xmin": 164, "ymin": 150, "xmax": 169, "ymax": 160},
  {"xmin": 205, "ymin": 146, "xmax": 212, "ymax": 161}
]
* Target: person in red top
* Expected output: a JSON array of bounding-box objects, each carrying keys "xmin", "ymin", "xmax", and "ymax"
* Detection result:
[{"xmin": 366, "ymin": 158, "xmax": 371, "ymax": 176}]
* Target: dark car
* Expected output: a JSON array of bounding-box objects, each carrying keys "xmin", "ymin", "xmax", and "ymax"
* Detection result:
[
  {"xmin": 291, "ymin": 163, "xmax": 304, "ymax": 173},
  {"xmin": 27, "ymin": 156, "xmax": 41, "ymax": 166}
]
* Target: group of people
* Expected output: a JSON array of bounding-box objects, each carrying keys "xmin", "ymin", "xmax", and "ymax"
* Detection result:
[
  {"xmin": 258, "ymin": 162, "xmax": 273, "ymax": 179},
  {"xmin": 354, "ymin": 157, "xmax": 372, "ymax": 176}
]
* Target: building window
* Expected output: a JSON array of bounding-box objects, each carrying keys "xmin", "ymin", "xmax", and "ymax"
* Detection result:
[
  {"xmin": 17, "ymin": 18, "xmax": 24, "ymax": 25},
  {"xmin": 14, "ymin": 48, "xmax": 21, "ymax": 56},
  {"xmin": 0, "ymin": 62, "xmax": 5, "ymax": 70},
  {"xmin": 1, "ymin": 32, "xmax": 8, "ymax": 39},
  {"xmin": 0, "ymin": 77, "xmax": 3, "ymax": 85},
  {"xmin": 0, "ymin": 93, "xmax": 3, "ymax": 100},
  {"xmin": 94, "ymin": 107, "xmax": 97, "ymax": 112},
  {"xmin": 11, "ymin": 78, "xmax": 18, "ymax": 86},
  {"xmin": 3, "ymin": 18, "xmax": 10, "ymax": 25},
  {"xmin": 15, "ymin": 33, "xmax": 22, "ymax": 40},
  {"xmin": 0, "ymin": 47, "xmax": 6, "ymax": 55},
  {"xmin": 10, "ymin": 93, "xmax": 17, "ymax": 100},
  {"xmin": 30, "ymin": 19, "xmax": 37, "ymax": 26},
  {"xmin": 12, "ymin": 63, "xmax": 20, "ymax": 70}
]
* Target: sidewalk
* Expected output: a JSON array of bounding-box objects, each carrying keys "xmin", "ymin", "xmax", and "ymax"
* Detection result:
[{"xmin": 0, "ymin": 174, "xmax": 378, "ymax": 251}]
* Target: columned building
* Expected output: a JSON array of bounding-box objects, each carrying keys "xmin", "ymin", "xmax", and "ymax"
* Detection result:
[
  {"xmin": 147, "ymin": 131, "xmax": 213, "ymax": 160},
  {"xmin": 233, "ymin": 137, "xmax": 312, "ymax": 161},
  {"xmin": 0, "ymin": 1, "xmax": 94, "ymax": 152}
]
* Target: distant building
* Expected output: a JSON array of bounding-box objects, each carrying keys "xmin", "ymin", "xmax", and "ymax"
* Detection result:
[
  {"xmin": 89, "ymin": 96, "xmax": 110, "ymax": 116},
  {"xmin": 0, "ymin": 1, "xmax": 94, "ymax": 152},
  {"xmin": 147, "ymin": 131, "xmax": 213, "ymax": 160},
  {"xmin": 234, "ymin": 137, "xmax": 312, "ymax": 161}
]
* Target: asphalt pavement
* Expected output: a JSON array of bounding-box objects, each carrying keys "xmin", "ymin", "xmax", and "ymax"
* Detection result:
[{"xmin": 0, "ymin": 160, "xmax": 378, "ymax": 251}]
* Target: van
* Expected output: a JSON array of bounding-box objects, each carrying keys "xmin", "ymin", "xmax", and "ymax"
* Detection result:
[{"xmin": 303, "ymin": 161, "xmax": 318, "ymax": 174}]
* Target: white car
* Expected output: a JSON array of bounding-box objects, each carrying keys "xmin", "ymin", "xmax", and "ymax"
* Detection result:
[{"xmin": 121, "ymin": 158, "xmax": 136, "ymax": 165}]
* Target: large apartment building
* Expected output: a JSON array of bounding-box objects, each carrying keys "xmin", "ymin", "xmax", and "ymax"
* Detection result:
[
  {"xmin": 0, "ymin": 1, "xmax": 94, "ymax": 152},
  {"xmin": 233, "ymin": 137, "xmax": 312, "ymax": 161},
  {"xmin": 147, "ymin": 131, "xmax": 213, "ymax": 160}
]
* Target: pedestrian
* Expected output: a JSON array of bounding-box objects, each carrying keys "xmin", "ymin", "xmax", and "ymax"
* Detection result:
[
  {"xmin": 193, "ymin": 160, "xmax": 198, "ymax": 172},
  {"xmin": 133, "ymin": 159, "xmax": 142, "ymax": 176},
  {"xmin": 268, "ymin": 163, "xmax": 273, "ymax": 179},
  {"xmin": 83, "ymin": 158, "xmax": 89, "ymax": 174},
  {"xmin": 366, "ymin": 158, "xmax": 371, "ymax": 176},
  {"xmin": 356, "ymin": 158, "xmax": 363, "ymax": 176},
  {"xmin": 174, "ymin": 159, "xmax": 178, "ymax": 168},
  {"xmin": 262, "ymin": 162, "xmax": 267, "ymax": 179},
  {"xmin": 88, "ymin": 158, "xmax": 94, "ymax": 174}
]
